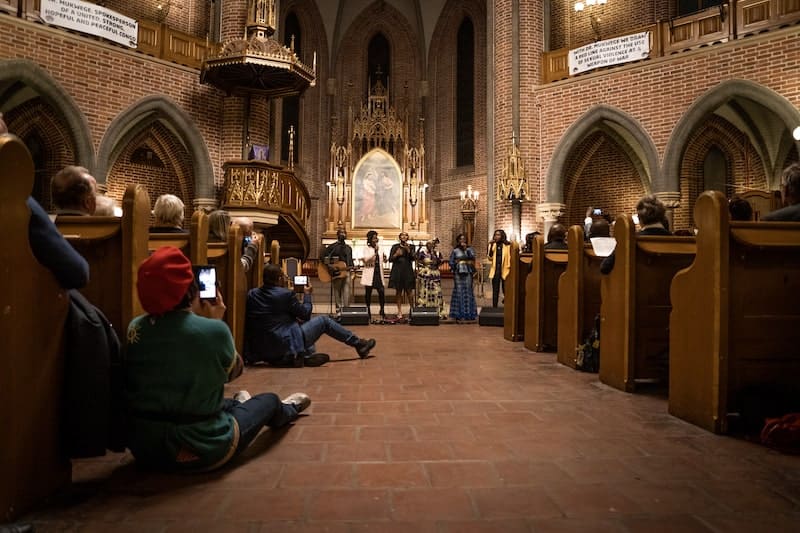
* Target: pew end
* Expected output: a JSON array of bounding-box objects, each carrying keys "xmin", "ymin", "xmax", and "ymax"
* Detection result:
[
  {"xmin": 0, "ymin": 134, "xmax": 71, "ymax": 521},
  {"xmin": 557, "ymin": 225, "xmax": 603, "ymax": 369},
  {"xmin": 669, "ymin": 191, "xmax": 800, "ymax": 433},
  {"xmin": 524, "ymin": 234, "xmax": 568, "ymax": 352}
]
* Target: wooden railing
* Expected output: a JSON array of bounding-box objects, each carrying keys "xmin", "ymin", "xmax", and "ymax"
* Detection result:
[
  {"xmin": 542, "ymin": 0, "xmax": 800, "ymax": 83},
  {"xmin": 0, "ymin": 2, "xmax": 213, "ymax": 70},
  {"xmin": 136, "ymin": 19, "xmax": 214, "ymax": 70}
]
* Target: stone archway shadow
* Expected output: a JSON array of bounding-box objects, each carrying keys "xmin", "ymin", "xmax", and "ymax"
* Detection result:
[
  {"xmin": 0, "ymin": 59, "xmax": 95, "ymax": 171},
  {"xmin": 662, "ymin": 79, "xmax": 800, "ymax": 192},
  {"xmin": 545, "ymin": 104, "xmax": 660, "ymax": 203},
  {"xmin": 96, "ymin": 95, "xmax": 215, "ymax": 198}
]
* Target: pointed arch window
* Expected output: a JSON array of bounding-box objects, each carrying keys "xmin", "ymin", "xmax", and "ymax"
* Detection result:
[
  {"xmin": 456, "ymin": 17, "xmax": 474, "ymax": 167},
  {"xmin": 281, "ymin": 11, "xmax": 301, "ymax": 164},
  {"xmin": 367, "ymin": 33, "xmax": 390, "ymax": 94},
  {"xmin": 703, "ymin": 146, "xmax": 728, "ymax": 194}
]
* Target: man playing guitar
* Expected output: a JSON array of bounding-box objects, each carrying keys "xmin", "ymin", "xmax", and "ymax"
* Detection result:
[{"xmin": 320, "ymin": 229, "xmax": 353, "ymax": 316}]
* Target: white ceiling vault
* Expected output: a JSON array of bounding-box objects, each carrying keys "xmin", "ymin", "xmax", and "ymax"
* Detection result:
[{"xmin": 299, "ymin": 0, "xmax": 449, "ymax": 72}]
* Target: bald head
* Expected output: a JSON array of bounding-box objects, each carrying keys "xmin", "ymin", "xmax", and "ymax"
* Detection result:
[
  {"xmin": 235, "ymin": 216, "xmax": 254, "ymax": 236},
  {"xmin": 51, "ymin": 165, "xmax": 97, "ymax": 215}
]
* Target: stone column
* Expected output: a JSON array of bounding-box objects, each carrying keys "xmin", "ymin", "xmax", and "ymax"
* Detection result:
[{"xmin": 656, "ymin": 191, "xmax": 681, "ymax": 232}]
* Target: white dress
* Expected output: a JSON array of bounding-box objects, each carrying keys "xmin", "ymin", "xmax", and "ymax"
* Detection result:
[{"xmin": 359, "ymin": 244, "xmax": 386, "ymax": 287}]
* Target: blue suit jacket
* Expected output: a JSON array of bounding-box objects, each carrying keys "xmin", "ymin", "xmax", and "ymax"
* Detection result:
[
  {"xmin": 244, "ymin": 285, "xmax": 312, "ymax": 363},
  {"xmin": 28, "ymin": 196, "xmax": 89, "ymax": 289}
]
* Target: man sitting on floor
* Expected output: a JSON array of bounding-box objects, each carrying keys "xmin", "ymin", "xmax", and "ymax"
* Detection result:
[{"xmin": 244, "ymin": 263, "xmax": 377, "ymax": 367}]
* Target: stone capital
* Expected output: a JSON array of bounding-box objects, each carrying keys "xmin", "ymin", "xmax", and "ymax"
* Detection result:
[
  {"xmin": 655, "ymin": 191, "xmax": 681, "ymax": 209},
  {"xmin": 536, "ymin": 202, "xmax": 566, "ymax": 222},
  {"xmin": 193, "ymin": 197, "xmax": 218, "ymax": 212}
]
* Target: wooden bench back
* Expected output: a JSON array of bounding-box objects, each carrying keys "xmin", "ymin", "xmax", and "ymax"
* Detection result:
[
  {"xmin": 669, "ymin": 190, "xmax": 800, "ymax": 433},
  {"xmin": 524, "ymin": 234, "xmax": 568, "ymax": 352},
  {"xmin": 56, "ymin": 184, "xmax": 151, "ymax": 337},
  {"xmin": 557, "ymin": 225, "xmax": 604, "ymax": 369},
  {"xmin": 148, "ymin": 210, "xmax": 209, "ymax": 264},
  {"xmin": 0, "ymin": 135, "xmax": 71, "ymax": 521},
  {"xmin": 599, "ymin": 214, "xmax": 696, "ymax": 392},
  {"xmin": 504, "ymin": 241, "xmax": 529, "ymax": 341},
  {"xmin": 207, "ymin": 223, "xmax": 248, "ymax": 354}
]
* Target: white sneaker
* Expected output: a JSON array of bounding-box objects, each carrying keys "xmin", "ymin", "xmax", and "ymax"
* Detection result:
[
  {"xmin": 282, "ymin": 392, "xmax": 311, "ymax": 413},
  {"xmin": 233, "ymin": 390, "xmax": 252, "ymax": 403}
]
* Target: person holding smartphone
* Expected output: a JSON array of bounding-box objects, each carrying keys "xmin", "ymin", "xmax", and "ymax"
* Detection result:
[
  {"xmin": 244, "ymin": 263, "xmax": 377, "ymax": 367},
  {"xmin": 124, "ymin": 247, "xmax": 311, "ymax": 472}
]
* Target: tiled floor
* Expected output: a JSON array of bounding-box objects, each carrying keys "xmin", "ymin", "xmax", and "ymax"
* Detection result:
[{"xmin": 22, "ymin": 321, "xmax": 800, "ymax": 532}]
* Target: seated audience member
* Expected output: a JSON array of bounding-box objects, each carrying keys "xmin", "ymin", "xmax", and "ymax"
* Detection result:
[
  {"xmin": 208, "ymin": 209, "xmax": 262, "ymax": 272},
  {"xmin": 728, "ymin": 196, "xmax": 753, "ymax": 221},
  {"xmin": 0, "ymin": 114, "xmax": 89, "ymax": 288},
  {"xmin": 94, "ymin": 194, "xmax": 118, "ymax": 217},
  {"xmin": 150, "ymin": 194, "xmax": 187, "ymax": 233},
  {"xmin": 588, "ymin": 218, "xmax": 611, "ymax": 238},
  {"xmin": 51, "ymin": 165, "xmax": 98, "ymax": 216},
  {"xmin": 244, "ymin": 263, "xmax": 377, "ymax": 367},
  {"xmin": 763, "ymin": 163, "xmax": 800, "ymax": 221},
  {"xmin": 522, "ymin": 231, "xmax": 540, "ymax": 253},
  {"xmin": 544, "ymin": 223, "xmax": 568, "ymax": 250},
  {"xmin": 601, "ymin": 194, "xmax": 670, "ymax": 274},
  {"xmin": 673, "ymin": 229, "xmax": 694, "ymax": 236},
  {"xmin": 125, "ymin": 246, "xmax": 311, "ymax": 472},
  {"xmin": 235, "ymin": 216, "xmax": 255, "ymax": 254}
]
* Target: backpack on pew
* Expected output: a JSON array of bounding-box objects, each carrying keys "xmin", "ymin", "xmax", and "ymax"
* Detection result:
[
  {"xmin": 63, "ymin": 290, "xmax": 126, "ymax": 457},
  {"xmin": 576, "ymin": 314, "xmax": 600, "ymax": 373},
  {"xmin": 760, "ymin": 413, "xmax": 800, "ymax": 454}
]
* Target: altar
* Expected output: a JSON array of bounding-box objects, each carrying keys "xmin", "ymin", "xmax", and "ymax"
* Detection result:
[{"xmin": 323, "ymin": 78, "xmax": 430, "ymax": 242}]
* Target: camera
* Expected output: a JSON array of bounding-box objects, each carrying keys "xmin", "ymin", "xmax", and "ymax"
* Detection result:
[
  {"xmin": 193, "ymin": 265, "xmax": 217, "ymax": 301},
  {"xmin": 593, "ymin": 208, "xmax": 602, "ymax": 215},
  {"xmin": 293, "ymin": 275, "xmax": 308, "ymax": 293}
]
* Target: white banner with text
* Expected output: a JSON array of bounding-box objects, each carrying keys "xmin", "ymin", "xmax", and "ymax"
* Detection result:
[
  {"xmin": 568, "ymin": 32, "xmax": 650, "ymax": 76},
  {"xmin": 41, "ymin": 0, "xmax": 138, "ymax": 48}
]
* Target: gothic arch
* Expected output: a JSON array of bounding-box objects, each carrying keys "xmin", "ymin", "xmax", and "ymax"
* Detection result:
[
  {"xmin": 662, "ymin": 79, "xmax": 800, "ymax": 192},
  {"xmin": 0, "ymin": 59, "xmax": 94, "ymax": 171},
  {"xmin": 97, "ymin": 95, "xmax": 214, "ymax": 198},
  {"xmin": 545, "ymin": 104, "xmax": 659, "ymax": 203}
]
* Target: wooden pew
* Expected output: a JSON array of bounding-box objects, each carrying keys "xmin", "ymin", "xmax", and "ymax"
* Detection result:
[
  {"xmin": 557, "ymin": 225, "xmax": 603, "ymax": 369},
  {"xmin": 56, "ymin": 184, "xmax": 150, "ymax": 338},
  {"xmin": 669, "ymin": 190, "xmax": 800, "ymax": 433},
  {"xmin": 504, "ymin": 241, "xmax": 529, "ymax": 341},
  {"xmin": 524, "ymin": 234, "xmax": 568, "ymax": 352},
  {"xmin": 148, "ymin": 209, "xmax": 209, "ymax": 264},
  {"xmin": 599, "ymin": 215, "xmax": 696, "ymax": 392},
  {"xmin": 207, "ymin": 223, "xmax": 248, "ymax": 354},
  {"xmin": 0, "ymin": 134, "xmax": 71, "ymax": 521}
]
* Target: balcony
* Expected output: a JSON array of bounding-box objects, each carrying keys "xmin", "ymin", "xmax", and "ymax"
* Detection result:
[{"xmin": 542, "ymin": 0, "xmax": 800, "ymax": 83}]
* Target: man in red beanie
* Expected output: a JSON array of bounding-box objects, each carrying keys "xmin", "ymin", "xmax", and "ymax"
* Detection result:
[{"xmin": 124, "ymin": 246, "xmax": 311, "ymax": 471}]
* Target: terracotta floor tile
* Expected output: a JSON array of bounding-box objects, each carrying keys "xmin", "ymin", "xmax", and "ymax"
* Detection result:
[
  {"xmin": 358, "ymin": 425, "xmax": 415, "ymax": 442},
  {"xmin": 278, "ymin": 463, "xmax": 355, "ymax": 488},
  {"xmin": 355, "ymin": 462, "xmax": 429, "ymax": 488},
  {"xmin": 390, "ymin": 488, "xmax": 476, "ymax": 521},
  {"xmin": 544, "ymin": 483, "xmax": 643, "ymax": 518},
  {"xmin": 326, "ymin": 442, "xmax": 389, "ymax": 463},
  {"xmin": 471, "ymin": 486, "xmax": 564, "ymax": 519},
  {"xmin": 425, "ymin": 461, "xmax": 503, "ymax": 488},
  {"xmin": 388, "ymin": 442, "xmax": 455, "ymax": 462},
  {"xmin": 307, "ymin": 489, "xmax": 391, "ymax": 521}
]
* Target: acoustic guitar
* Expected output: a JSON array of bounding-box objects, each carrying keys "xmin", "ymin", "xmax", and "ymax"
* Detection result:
[{"xmin": 317, "ymin": 260, "xmax": 349, "ymax": 283}]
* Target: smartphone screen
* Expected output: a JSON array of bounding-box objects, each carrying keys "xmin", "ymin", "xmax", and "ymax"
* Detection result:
[
  {"xmin": 293, "ymin": 275, "xmax": 307, "ymax": 293},
  {"xmin": 593, "ymin": 208, "xmax": 602, "ymax": 215},
  {"xmin": 194, "ymin": 266, "xmax": 217, "ymax": 301}
]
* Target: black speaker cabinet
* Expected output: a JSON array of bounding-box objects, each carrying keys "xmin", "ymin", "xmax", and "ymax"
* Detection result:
[
  {"xmin": 410, "ymin": 307, "xmax": 439, "ymax": 326},
  {"xmin": 339, "ymin": 306, "xmax": 370, "ymax": 325},
  {"xmin": 479, "ymin": 306, "xmax": 504, "ymax": 327}
]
